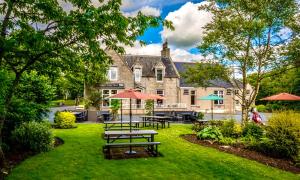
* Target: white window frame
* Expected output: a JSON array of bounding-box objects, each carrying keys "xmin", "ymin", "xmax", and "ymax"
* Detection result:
[
  {"xmin": 156, "ymin": 89, "xmax": 164, "ymax": 106},
  {"xmin": 214, "ymin": 90, "xmax": 224, "ymax": 105},
  {"xmin": 183, "ymin": 89, "xmax": 189, "ymax": 95},
  {"xmin": 108, "ymin": 67, "xmax": 118, "ymax": 81},
  {"xmin": 156, "ymin": 68, "xmax": 163, "ymax": 82},
  {"xmin": 102, "ymin": 89, "xmax": 118, "ymax": 107},
  {"xmin": 134, "ymin": 67, "xmax": 142, "ymax": 82}
]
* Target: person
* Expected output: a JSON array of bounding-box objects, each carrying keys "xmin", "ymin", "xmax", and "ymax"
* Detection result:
[{"xmin": 251, "ymin": 107, "xmax": 264, "ymax": 125}]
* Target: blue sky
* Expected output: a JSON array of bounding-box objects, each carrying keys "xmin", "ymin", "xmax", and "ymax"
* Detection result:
[
  {"xmin": 122, "ymin": 0, "xmax": 211, "ymax": 62},
  {"xmin": 137, "ymin": 0, "xmax": 203, "ymax": 44}
]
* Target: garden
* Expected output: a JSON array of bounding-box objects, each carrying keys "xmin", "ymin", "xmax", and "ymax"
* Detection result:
[
  {"xmin": 1, "ymin": 110, "xmax": 299, "ymax": 179},
  {"xmin": 6, "ymin": 123, "xmax": 300, "ymax": 180},
  {"xmin": 188, "ymin": 111, "xmax": 300, "ymax": 173}
]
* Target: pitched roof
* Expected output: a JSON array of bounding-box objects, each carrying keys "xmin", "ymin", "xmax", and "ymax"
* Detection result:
[
  {"xmin": 123, "ymin": 55, "xmax": 178, "ymax": 78},
  {"xmin": 174, "ymin": 62, "xmax": 234, "ymax": 88}
]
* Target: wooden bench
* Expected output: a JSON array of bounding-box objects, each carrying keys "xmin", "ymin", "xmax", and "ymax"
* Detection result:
[
  {"xmin": 104, "ymin": 135, "xmax": 151, "ymax": 141},
  {"xmin": 104, "ymin": 127, "xmax": 140, "ymax": 131},
  {"xmin": 103, "ymin": 142, "xmax": 161, "ymax": 159}
]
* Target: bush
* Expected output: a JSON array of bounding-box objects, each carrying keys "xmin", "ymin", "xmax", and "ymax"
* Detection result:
[
  {"xmin": 54, "ymin": 111, "xmax": 76, "ymax": 129},
  {"xmin": 242, "ymin": 122, "xmax": 264, "ymax": 139},
  {"xmin": 219, "ymin": 137, "xmax": 238, "ymax": 146},
  {"xmin": 265, "ymin": 103, "xmax": 281, "ymax": 112},
  {"xmin": 220, "ymin": 119, "xmax": 242, "ymax": 138},
  {"xmin": 197, "ymin": 126, "xmax": 223, "ymax": 141},
  {"xmin": 267, "ymin": 111, "xmax": 300, "ymax": 139},
  {"xmin": 208, "ymin": 120, "xmax": 224, "ymax": 127},
  {"xmin": 256, "ymin": 105, "xmax": 267, "ymax": 112},
  {"xmin": 12, "ymin": 121, "xmax": 53, "ymax": 153},
  {"xmin": 197, "ymin": 112, "xmax": 204, "ymax": 120},
  {"xmin": 255, "ymin": 127, "xmax": 298, "ymax": 159},
  {"xmin": 192, "ymin": 123, "xmax": 206, "ymax": 132}
]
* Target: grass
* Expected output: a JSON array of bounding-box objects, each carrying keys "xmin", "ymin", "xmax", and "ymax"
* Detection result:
[
  {"xmin": 49, "ymin": 99, "xmax": 83, "ymax": 107},
  {"xmin": 8, "ymin": 124, "xmax": 300, "ymax": 180}
]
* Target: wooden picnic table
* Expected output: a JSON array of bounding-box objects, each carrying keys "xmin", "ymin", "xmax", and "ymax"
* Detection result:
[
  {"xmin": 104, "ymin": 129, "xmax": 158, "ymax": 143},
  {"xmin": 103, "ymin": 120, "xmax": 141, "ymax": 131},
  {"xmin": 103, "ymin": 130, "xmax": 160, "ymax": 158},
  {"xmin": 140, "ymin": 116, "xmax": 171, "ymax": 129}
]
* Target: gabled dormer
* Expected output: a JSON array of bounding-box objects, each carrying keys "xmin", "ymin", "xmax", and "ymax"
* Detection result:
[
  {"xmin": 132, "ymin": 60, "xmax": 143, "ymax": 83},
  {"xmin": 153, "ymin": 62, "xmax": 165, "ymax": 82}
]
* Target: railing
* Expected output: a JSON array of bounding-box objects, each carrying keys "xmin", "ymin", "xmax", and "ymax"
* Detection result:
[{"xmin": 104, "ymin": 103, "xmax": 187, "ymax": 109}]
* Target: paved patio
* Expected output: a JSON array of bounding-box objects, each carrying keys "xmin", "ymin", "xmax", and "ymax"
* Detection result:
[{"xmin": 47, "ymin": 106, "xmax": 272, "ymax": 123}]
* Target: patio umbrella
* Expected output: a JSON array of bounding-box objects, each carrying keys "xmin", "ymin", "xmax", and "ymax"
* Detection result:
[
  {"xmin": 198, "ymin": 94, "xmax": 224, "ymax": 120},
  {"xmin": 261, "ymin": 93, "xmax": 300, "ymax": 101}
]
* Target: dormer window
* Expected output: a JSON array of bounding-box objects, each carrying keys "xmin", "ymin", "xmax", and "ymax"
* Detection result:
[
  {"xmin": 108, "ymin": 67, "xmax": 118, "ymax": 81},
  {"xmin": 156, "ymin": 69, "xmax": 163, "ymax": 82},
  {"xmin": 134, "ymin": 67, "xmax": 142, "ymax": 82}
]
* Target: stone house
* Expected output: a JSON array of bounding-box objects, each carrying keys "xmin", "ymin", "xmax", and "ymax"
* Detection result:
[{"xmin": 97, "ymin": 42, "xmax": 252, "ymax": 114}]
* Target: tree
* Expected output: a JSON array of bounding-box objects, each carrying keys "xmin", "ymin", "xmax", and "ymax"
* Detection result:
[
  {"xmin": 181, "ymin": 62, "xmax": 230, "ymax": 88},
  {"xmin": 0, "ymin": 0, "xmax": 172, "ymax": 172},
  {"xmin": 197, "ymin": 0, "xmax": 299, "ymax": 125}
]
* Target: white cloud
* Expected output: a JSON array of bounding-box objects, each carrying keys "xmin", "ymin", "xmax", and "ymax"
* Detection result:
[
  {"xmin": 161, "ymin": 1, "xmax": 213, "ymax": 49},
  {"xmin": 124, "ymin": 41, "xmax": 206, "ymax": 62},
  {"xmin": 123, "ymin": 6, "xmax": 161, "ymax": 17},
  {"xmin": 121, "ymin": 0, "xmax": 187, "ymax": 11}
]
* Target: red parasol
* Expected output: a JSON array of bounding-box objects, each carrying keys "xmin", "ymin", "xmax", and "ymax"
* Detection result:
[
  {"xmin": 110, "ymin": 89, "xmax": 152, "ymax": 100},
  {"xmin": 261, "ymin": 93, "xmax": 300, "ymax": 101}
]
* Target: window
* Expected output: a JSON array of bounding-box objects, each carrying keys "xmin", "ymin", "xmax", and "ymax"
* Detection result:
[
  {"xmin": 183, "ymin": 89, "xmax": 189, "ymax": 95},
  {"xmin": 156, "ymin": 89, "xmax": 164, "ymax": 106},
  {"xmin": 134, "ymin": 68, "xmax": 142, "ymax": 82},
  {"xmin": 234, "ymin": 89, "xmax": 239, "ymax": 95},
  {"xmin": 135, "ymin": 89, "xmax": 142, "ymax": 108},
  {"xmin": 226, "ymin": 89, "xmax": 232, "ymax": 95},
  {"xmin": 246, "ymin": 90, "xmax": 250, "ymax": 95},
  {"xmin": 214, "ymin": 90, "xmax": 224, "ymax": 105},
  {"xmin": 235, "ymin": 100, "xmax": 239, "ymax": 105},
  {"xmin": 107, "ymin": 67, "xmax": 118, "ymax": 81},
  {"xmin": 156, "ymin": 69, "xmax": 163, "ymax": 82},
  {"xmin": 191, "ymin": 90, "xmax": 196, "ymax": 105},
  {"xmin": 102, "ymin": 89, "xmax": 117, "ymax": 107}
]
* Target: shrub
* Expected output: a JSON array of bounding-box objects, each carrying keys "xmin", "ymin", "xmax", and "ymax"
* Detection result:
[
  {"xmin": 208, "ymin": 120, "xmax": 224, "ymax": 127},
  {"xmin": 256, "ymin": 105, "xmax": 267, "ymax": 112},
  {"xmin": 255, "ymin": 127, "xmax": 298, "ymax": 159},
  {"xmin": 145, "ymin": 100, "xmax": 154, "ymax": 116},
  {"xmin": 267, "ymin": 111, "xmax": 300, "ymax": 139},
  {"xmin": 12, "ymin": 121, "xmax": 53, "ymax": 153},
  {"xmin": 220, "ymin": 119, "xmax": 242, "ymax": 138},
  {"xmin": 197, "ymin": 126, "xmax": 223, "ymax": 141},
  {"xmin": 219, "ymin": 137, "xmax": 238, "ymax": 146},
  {"xmin": 192, "ymin": 123, "xmax": 206, "ymax": 132},
  {"xmin": 197, "ymin": 112, "xmax": 204, "ymax": 120},
  {"xmin": 265, "ymin": 103, "xmax": 281, "ymax": 112},
  {"xmin": 54, "ymin": 111, "xmax": 76, "ymax": 129},
  {"xmin": 242, "ymin": 122, "xmax": 264, "ymax": 139},
  {"xmin": 240, "ymin": 136, "xmax": 259, "ymax": 148}
]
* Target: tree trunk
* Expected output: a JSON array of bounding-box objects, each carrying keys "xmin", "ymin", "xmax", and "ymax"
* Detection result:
[{"xmin": 0, "ymin": 72, "xmax": 22, "ymax": 175}]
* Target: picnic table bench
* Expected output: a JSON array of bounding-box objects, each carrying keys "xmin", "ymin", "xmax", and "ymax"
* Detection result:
[
  {"xmin": 140, "ymin": 116, "xmax": 171, "ymax": 129},
  {"xmin": 103, "ymin": 130, "xmax": 160, "ymax": 159},
  {"xmin": 103, "ymin": 120, "xmax": 141, "ymax": 131}
]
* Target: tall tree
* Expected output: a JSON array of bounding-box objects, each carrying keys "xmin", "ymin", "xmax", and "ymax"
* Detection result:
[
  {"xmin": 0, "ymin": 0, "xmax": 172, "ymax": 173},
  {"xmin": 196, "ymin": 0, "xmax": 299, "ymax": 125}
]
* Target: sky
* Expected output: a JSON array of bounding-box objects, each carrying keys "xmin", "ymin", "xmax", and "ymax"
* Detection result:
[{"xmin": 121, "ymin": 0, "xmax": 212, "ymax": 62}]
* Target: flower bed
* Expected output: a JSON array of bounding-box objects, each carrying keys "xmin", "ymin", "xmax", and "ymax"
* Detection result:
[{"xmin": 182, "ymin": 134, "xmax": 300, "ymax": 173}]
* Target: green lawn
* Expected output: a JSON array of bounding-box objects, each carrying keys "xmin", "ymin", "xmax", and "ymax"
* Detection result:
[
  {"xmin": 49, "ymin": 99, "xmax": 83, "ymax": 107},
  {"xmin": 8, "ymin": 124, "xmax": 300, "ymax": 180}
]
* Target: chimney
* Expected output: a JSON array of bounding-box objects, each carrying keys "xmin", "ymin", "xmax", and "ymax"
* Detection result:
[{"xmin": 161, "ymin": 41, "xmax": 170, "ymax": 58}]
